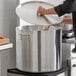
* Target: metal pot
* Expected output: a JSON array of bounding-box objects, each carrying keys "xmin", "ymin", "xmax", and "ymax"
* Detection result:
[
  {"xmin": 16, "ymin": 24, "xmax": 62, "ymax": 72},
  {"xmin": 60, "ymin": 24, "xmax": 74, "ymax": 38}
]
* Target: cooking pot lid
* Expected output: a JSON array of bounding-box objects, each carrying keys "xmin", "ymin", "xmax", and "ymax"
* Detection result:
[{"xmin": 16, "ymin": 1, "xmax": 63, "ymax": 25}]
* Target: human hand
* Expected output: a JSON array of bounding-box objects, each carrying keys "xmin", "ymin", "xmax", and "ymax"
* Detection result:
[
  {"xmin": 37, "ymin": 6, "xmax": 57, "ymax": 16},
  {"xmin": 61, "ymin": 18, "xmax": 73, "ymax": 24},
  {"xmin": 37, "ymin": 6, "xmax": 47, "ymax": 16}
]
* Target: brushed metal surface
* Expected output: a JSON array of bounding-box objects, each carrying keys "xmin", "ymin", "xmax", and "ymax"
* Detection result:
[{"xmin": 16, "ymin": 25, "xmax": 62, "ymax": 72}]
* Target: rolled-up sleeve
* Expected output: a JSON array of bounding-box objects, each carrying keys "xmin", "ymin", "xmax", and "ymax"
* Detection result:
[{"xmin": 54, "ymin": 0, "xmax": 75, "ymax": 16}]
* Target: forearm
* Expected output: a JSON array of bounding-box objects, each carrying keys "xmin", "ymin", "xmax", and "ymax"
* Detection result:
[
  {"xmin": 61, "ymin": 18, "xmax": 73, "ymax": 24},
  {"xmin": 46, "ymin": 8, "xmax": 57, "ymax": 14}
]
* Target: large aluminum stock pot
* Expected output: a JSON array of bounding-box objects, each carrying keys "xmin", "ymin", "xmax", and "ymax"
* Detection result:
[{"xmin": 16, "ymin": 24, "xmax": 62, "ymax": 72}]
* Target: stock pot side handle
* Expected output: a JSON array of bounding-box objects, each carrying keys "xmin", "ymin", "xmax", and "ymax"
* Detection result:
[{"xmin": 43, "ymin": 25, "xmax": 51, "ymax": 31}]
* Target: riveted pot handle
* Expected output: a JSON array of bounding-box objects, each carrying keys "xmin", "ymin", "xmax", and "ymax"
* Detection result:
[{"xmin": 43, "ymin": 25, "xmax": 51, "ymax": 31}]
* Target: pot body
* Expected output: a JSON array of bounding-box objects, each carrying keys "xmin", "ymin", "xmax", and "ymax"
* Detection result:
[
  {"xmin": 16, "ymin": 25, "xmax": 62, "ymax": 72},
  {"xmin": 61, "ymin": 24, "xmax": 74, "ymax": 38}
]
